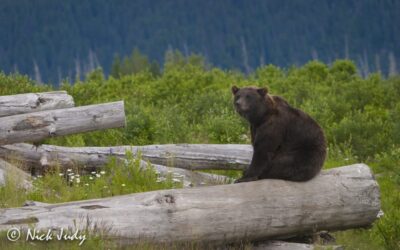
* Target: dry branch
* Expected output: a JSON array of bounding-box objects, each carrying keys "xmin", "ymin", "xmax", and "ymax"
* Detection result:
[
  {"xmin": 0, "ymin": 91, "xmax": 74, "ymax": 117},
  {"xmin": 0, "ymin": 143, "xmax": 252, "ymax": 171},
  {"xmin": 0, "ymin": 101, "xmax": 125, "ymax": 145},
  {"xmin": 0, "ymin": 164, "xmax": 380, "ymax": 244}
]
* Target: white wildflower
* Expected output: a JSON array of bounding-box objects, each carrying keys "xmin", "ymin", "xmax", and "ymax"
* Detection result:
[
  {"xmin": 156, "ymin": 177, "xmax": 166, "ymax": 182},
  {"xmin": 121, "ymin": 184, "xmax": 126, "ymax": 187},
  {"xmin": 100, "ymin": 171, "xmax": 106, "ymax": 175},
  {"xmin": 58, "ymin": 173, "xmax": 64, "ymax": 177},
  {"xmin": 89, "ymin": 176, "xmax": 94, "ymax": 180},
  {"xmin": 76, "ymin": 178, "xmax": 80, "ymax": 184},
  {"xmin": 240, "ymin": 134, "xmax": 249, "ymax": 141},
  {"xmin": 172, "ymin": 178, "xmax": 181, "ymax": 183},
  {"xmin": 91, "ymin": 171, "xmax": 96, "ymax": 175},
  {"xmin": 96, "ymin": 174, "xmax": 101, "ymax": 178},
  {"xmin": 67, "ymin": 169, "xmax": 72, "ymax": 172}
]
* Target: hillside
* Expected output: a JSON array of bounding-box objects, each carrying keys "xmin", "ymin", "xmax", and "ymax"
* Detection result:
[
  {"xmin": 0, "ymin": 0, "xmax": 399, "ymax": 83},
  {"xmin": 1, "ymin": 60, "xmax": 400, "ymax": 249}
]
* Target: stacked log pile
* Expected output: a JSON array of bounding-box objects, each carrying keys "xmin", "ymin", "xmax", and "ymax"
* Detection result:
[{"xmin": 0, "ymin": 91, "xmax": 381, "ymax": 248}]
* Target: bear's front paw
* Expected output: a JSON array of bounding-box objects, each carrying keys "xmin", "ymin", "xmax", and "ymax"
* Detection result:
[
  {"xmin": 234, "ymin": 176, "xmax": 258, "ymax": 183},
  {"xmin": 233, "ymin": 178, "xmax": 243, "ymax": 184}
]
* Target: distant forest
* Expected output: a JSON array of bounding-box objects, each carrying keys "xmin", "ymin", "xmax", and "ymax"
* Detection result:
[{"xmin": 1, "ymin": 0, "xmax": 399, "ymax": 84}]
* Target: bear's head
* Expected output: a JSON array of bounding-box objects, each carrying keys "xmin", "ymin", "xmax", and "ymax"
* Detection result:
[{"xmin": 232, "ymin": 86, "xmax": 273, "ymax": 124}]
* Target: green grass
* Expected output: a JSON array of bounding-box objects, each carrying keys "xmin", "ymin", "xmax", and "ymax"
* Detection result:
[{"xmin": 1, "ymin": 152, "xmax": 181, "ymax": 207}]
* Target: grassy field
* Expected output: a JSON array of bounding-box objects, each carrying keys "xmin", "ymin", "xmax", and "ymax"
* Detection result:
[{"xmin": 0, "ymin": 58, "xmax": 399, "ymax": 249}]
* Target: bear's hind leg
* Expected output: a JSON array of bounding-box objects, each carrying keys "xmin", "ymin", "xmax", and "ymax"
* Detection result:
[{"xmin": 259, "ymin": 153, "xmax": 318, "ymax": 181}]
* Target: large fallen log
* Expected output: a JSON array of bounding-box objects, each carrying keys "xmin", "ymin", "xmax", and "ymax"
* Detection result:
[
  {"xmin": 0, "ymin": 101, "xmax": 125, "ymax": 145},
  {"xmin": 0, "ymin": 144, "xmax": 230, "ymax": 187},
  {"xmin": 0, "ymin": 143, "xmax": 252, "ymax": 170},
  {"xmin": 0, "ymin": 164, "xmax": 380, "ymax": 245},
  {"xmin": 0, "ymin": 91, "xmax": 74, "ymax": 117}
]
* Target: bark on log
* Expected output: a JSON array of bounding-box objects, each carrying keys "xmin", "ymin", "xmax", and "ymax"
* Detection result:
[
  {"xmin": 0, "ymin": 144, "xmax": 231, "ymax": 187},
  {"xmin": 0, "ymin": 101, "xmax": 126, "ymax": 145},
  {"xmin": 0, "ymin": 164, "xmax": 380, "ymax": 244},
  {"xmin": 0, "ymin": 159, "xmax": 32, "ymax": 190},
  {"xmin": 0, "ymin": 143, "xmax": 252, "ymax": 170},
  {"xmin": 0, "ymin": 91, "xmax": 74, "ymax": 117}
]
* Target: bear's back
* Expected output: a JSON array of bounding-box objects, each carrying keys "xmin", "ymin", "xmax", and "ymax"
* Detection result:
[{"xmin": 272, "ymin": 95, "xmax": 325, "ymax": 151}]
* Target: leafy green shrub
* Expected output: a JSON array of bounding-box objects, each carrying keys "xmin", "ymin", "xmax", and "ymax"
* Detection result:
[
  {"xmin": 330, "ymin": 106, "xmax": 392, "ymax": 159},
  {"xmin": 0, "ymin": 72, "xmax": 50, "ymax": 95}
]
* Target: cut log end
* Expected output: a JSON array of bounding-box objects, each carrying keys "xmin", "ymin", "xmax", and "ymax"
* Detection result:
[{"xmin": 0, "ymin": 159, "xmax": 32, "ymax": 190}]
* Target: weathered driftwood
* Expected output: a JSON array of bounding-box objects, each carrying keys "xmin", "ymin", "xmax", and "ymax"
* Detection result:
[
  {"xmin": 0, "ymin": 101, "xmax": 126, "ymax": 145},
  {"xmin": 0, "ymin": 91, "xmax": 74, "ymax": 117},
  {"xmin": 131, "ymin": 144, "xmax": 252, "ymax": 170},
  {"xmin": 0, "ymin": 164, "xmax": 380, "ymax": 244},
  {"xmin": 0, "ymin": 143, "xmax": 252, "ymax": 170},
  {"xmin": 0, "ymin": 159, "xmax": 32, "ymax": 190},
  {"xmin": 0, "ymin": 144, "xmax": 230, "ymax": 187}
]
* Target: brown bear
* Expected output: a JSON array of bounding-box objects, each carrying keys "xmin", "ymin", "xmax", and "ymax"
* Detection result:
[{"xmin": 232, "ymin": 86, "xmax": 326, "ymax": 183}]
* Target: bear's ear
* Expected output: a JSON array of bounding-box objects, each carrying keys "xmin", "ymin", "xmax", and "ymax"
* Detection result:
[
  {"xmin": 257, "ymin": 87, "xmax": 268, "ymax": 96},
  {"xmin": 231, "ymin": 85, "xmax": 240, "ymax": 95}
]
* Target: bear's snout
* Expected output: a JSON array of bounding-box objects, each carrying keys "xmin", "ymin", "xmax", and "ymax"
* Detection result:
[
  {"xmin": 234, "ymin": 99, "xmax": 250, "ymax": 115},
  {"xmin": 234, "ymin": 99, "xmax": 244, "ymax": 109}
]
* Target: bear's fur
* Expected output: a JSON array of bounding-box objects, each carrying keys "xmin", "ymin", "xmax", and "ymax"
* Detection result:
[{"xmin": 232, "ymin": 86, "xmax": 326, "ymax": 183}]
